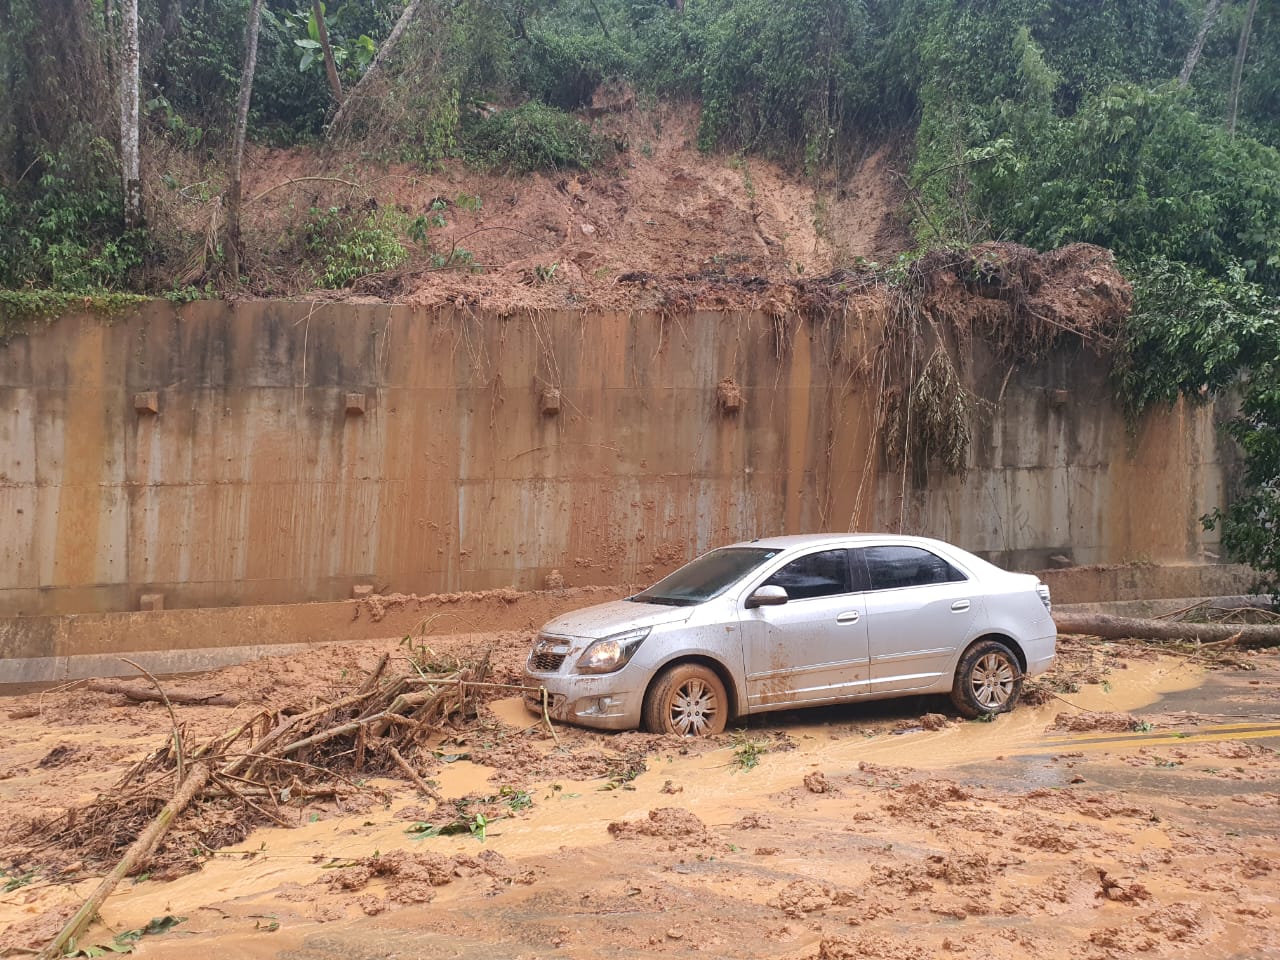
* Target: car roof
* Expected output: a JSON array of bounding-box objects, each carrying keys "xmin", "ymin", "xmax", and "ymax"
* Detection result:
[{"xmin": 724, "ymin": 532, "xmax": 956, "ymax": 552}]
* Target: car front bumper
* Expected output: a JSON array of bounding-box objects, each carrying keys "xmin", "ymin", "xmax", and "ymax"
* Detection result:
[{"xmin": 522, "ymin": 668, "xmax": 645, "ymax": 731}]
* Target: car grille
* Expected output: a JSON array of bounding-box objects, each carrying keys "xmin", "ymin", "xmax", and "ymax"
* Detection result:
[
  {"xmin": 528, "ymin": 634, "xmax": 571, "ymax": 674},
  {"xmin": 530, "ymin": 650, "xmax": 567, "ymax": 673}
]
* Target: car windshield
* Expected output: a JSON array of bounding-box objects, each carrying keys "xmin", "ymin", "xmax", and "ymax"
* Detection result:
[{"xmin": 630, "ymin": 547, "xmax": 780, "ymax": 606}]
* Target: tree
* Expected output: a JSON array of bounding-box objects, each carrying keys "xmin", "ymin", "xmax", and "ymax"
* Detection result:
[
  {"xmin": 226, "ymin": 0, "xmax": 266, "ymax": 279},
  {"xmin": 1228, "ymin": 0, "xmax": 1260, "ymax": 135},
  {"xmin": 120, "ymin": 0, "xmax": 141, "ymax": 228},
  {"xmin": 327, "ymin": 0, "xmax": 425, "ymax": 135},
  {"xmin": 312, "ymin": 0, "xmax": 344, "ymax": 105},
  {"xmin": 1179, "ymin": 0, "xmax": 1225, "ymax": 86}
]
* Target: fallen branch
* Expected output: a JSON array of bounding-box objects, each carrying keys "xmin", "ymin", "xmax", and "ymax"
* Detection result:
[
  {"xmin": 1056, "ymin": 612, "xmax": 1280, "ymax": 648},
  {"xmin": 120, "ymin": 658, "xmax": 186, "ymax": 791},
  {"xmin": 87, "ymin": 680, "xmax": 240, "ymax": 707},
  {"xmin": 248, "ymin": 175, "xmax": 365, "ymax": 204},
  {"xmin": 38, "ymin": 762, "xmax": 212, "ymax": 960},
  {"xmin": 388, "ymin": 745, "xmax": 441, "ymax": 802}
]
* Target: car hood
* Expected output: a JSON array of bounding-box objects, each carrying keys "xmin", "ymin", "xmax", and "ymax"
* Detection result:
[{"xmin": 539, "ymin": 599, "xmax": 697, "ymax": 640}]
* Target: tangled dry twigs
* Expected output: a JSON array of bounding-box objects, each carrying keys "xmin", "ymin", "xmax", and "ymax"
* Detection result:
[{"xmin": 24, "ymin": 649, "xmax": 559, "ymax": 955}]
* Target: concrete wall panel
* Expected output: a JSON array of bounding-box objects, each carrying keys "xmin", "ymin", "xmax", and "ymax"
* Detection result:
[{"xmin": 0, "ymin": 301, "xmax": 1234, "ymax": 616}]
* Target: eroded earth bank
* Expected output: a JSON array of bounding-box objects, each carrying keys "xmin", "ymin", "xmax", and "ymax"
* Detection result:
[{"xmin": 2, "ymin": 630, "xmax": 1278, "ymax": 959}]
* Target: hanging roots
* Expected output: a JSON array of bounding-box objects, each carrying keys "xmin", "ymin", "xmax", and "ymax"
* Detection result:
[{"xmin": 882, "ymin": 349, "xmax": 981, "ymax": 477}]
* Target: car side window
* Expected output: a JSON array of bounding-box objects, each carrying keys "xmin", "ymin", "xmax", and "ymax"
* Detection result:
[
  {"xmin": 859, "ymin": 546, "xmax": 967, "ymax": 590},
  {"xmin": 762, "ymin": 549, "xmax": 852, "ymax": 600}
]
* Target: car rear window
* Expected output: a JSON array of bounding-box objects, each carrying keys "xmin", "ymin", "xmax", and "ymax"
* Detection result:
[
  {"xmin": 860, "ymin": 545, "xmax": 967, "ymax": 590},
  {"xmin": 632, "ymin": 547, "xmax": 780, "ymax": 606}
]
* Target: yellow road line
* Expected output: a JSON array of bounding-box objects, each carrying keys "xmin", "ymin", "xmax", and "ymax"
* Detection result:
[{"xmin": 1041, "ymin": 723, "xmax": 1280, "ymax": 753}]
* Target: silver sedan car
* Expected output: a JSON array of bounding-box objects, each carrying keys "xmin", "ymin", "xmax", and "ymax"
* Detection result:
[{"xmin": 524, "ymin": 534, "xmax": 1056, "ymax": 736}]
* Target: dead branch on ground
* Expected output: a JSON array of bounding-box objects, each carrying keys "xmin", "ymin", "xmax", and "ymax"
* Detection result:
[{"xmin": 1056, "ymin": 612, "xmax": 1280, "ymax": 648}]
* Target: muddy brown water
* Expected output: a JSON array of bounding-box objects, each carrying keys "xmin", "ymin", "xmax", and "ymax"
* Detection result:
[{"xmin": 3, "ymin": 651, "xmax": 1279, "ymax": 960}]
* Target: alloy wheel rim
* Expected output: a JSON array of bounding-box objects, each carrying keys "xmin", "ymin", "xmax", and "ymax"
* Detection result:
[
  {"xmin": 670, "ymin": 678, "xmax": 718, "ymax": 735},
  {"xmin": 971, "ymin": 652, "xmax": 1015, "ymax": 709}
]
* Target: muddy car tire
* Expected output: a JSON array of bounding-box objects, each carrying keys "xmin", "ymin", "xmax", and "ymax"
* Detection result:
[
  {"xmin": 643, "ymin": 663, "xmax": 729, "ymax": 737},
  {"xmin": 950, "ymin": 639, "xmax": 1022, "ymax": 719}
]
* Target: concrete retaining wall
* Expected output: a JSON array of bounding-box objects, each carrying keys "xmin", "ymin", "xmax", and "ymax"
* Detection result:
[{"xmin": 0, "ymin": 300, "xmax": 1236, "ymax": 618}]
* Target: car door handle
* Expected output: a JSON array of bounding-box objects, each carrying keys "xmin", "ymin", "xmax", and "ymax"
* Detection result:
[
  {"xmin": 951, "ymin": 600, "xmax": 971, "ymax": 612},
  {"xmin": 836, "ymin": 611, "xmax": 860, "ymax": 624}
]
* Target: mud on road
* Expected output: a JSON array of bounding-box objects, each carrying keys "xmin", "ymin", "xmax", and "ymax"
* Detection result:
[{"xmin": 2, "ymin": 633, "xmax": 1278, "ymax": 960}]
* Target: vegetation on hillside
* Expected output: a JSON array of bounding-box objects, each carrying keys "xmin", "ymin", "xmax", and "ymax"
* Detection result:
[{"xmin": 1, "ymin": 0, "xmax": 1278, "ymax": 587}]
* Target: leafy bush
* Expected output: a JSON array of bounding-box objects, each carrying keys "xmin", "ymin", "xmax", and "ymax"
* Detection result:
[
  {"xmin": 1116, "ymin": 259, "xmax": 1277, "ymax": 416},
  {"xmin": 0, "ymin": 148, "xmax": 145, "ymax": 291},
  {"xmin": 463, "ymin": 102, "xmax": 604, "ymax": 172},
  {"xmin": 1208, "ymin": 363, "xmax": 1280, "ymax": 597},
  {"xmin": 516, "ymin": 28, "xmax": 631, "ymax": 110},
  {"xmin": 304, "ymin": 206, "xmax": 407, "ymax": 288},
  {"xmin": 695, "ymin": 0, "xmax": 870, "ymax": 159},
  {"xmin": 973, "ymin": 85, "xmax": 1280, "ymax": 293},
  {"xmin": 1117, "ymin": 258, "xmax": 1280, "ymax": 596}
]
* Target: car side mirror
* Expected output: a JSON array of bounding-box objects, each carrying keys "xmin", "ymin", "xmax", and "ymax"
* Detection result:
[{"xmin": 745, "ymin": 585, "xmax": 789, "ymax": 609}]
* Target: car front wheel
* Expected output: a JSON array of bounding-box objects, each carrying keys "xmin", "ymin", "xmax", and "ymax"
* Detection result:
[
  {"xmin": 950, "ymin": 639, "xmax": 1022, "ymax": 719},
  {"xmin": 642, "ymin": 663, "xmax": 729, "ymax": 736}
]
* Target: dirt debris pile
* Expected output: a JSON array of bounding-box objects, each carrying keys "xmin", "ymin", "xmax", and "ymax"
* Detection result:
[{"xmin": 11, "ymin": 651, "xmax": 498, "ymax": 880}]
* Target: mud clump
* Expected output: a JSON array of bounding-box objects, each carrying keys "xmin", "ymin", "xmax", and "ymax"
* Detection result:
[
  {"xmin": 920, "ymin": 713, "xmax": 950, "ymax": 731},
  {"xmin": 804, "ymin": 771, "xmax": 836, "ymax": 794},
  {"xmin": 1096, "ymin": 869, "xmax": 1152, "ymax": 903},
  {"xmin": 324, "ymin": 849, "xmax": 534, "ymax": 913},
  {"xmin": 716, "ymin": 377, "xmax": 744, "ymax": 414},
  {"xmin": 608, "ymin": 807, "xmax": 710, "ymax": 847},
  {"xmin": 776, "ymin": 879, "xmax": 858, "ymax": 917},
  {"xmin": 926, "ymin": 853, "xmax": 1001, "ymax": 885},
  {"xmin": 36, "ymin": 744, "xmax": 80, "ymax": 769},
  {"xmin": 882, "ymin": 779, "xmax": 972, "ymax": 817},
  {"xmin": 1051, "ymin": 711, "xmax": 1143, "ymax": 733},
  {"xmin": 816, "ymin": 934, "xmax": 930, "ymax": 960},
  {"xmin": 1015, "ymin": 824, "xmax": 1079, "ymax": 853},
  {"xmin": 1090, "ymin": 903, "xmax": 1215, "ymax": 955}
]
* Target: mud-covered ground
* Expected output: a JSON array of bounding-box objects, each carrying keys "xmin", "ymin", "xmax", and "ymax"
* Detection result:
[{"xmin": 2, "ymin": 633, "xmax": 1278, "ymax": 959}]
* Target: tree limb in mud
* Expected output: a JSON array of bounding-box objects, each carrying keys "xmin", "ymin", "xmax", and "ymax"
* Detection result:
[
  {"xmin": 86, "ymin": 680, "xmax": 240, "ymax": 706},
  {"xmin": 1056, "ymin": 612, "xmax": 1280, "ymax": 648},
  {"xmin": 37, "ymin": 763, "xmax": 212, "ymax": 960}
]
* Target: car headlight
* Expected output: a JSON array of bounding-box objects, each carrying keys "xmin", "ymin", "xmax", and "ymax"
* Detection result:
[{"xmin": 575, "ymin": 627, "xmax": 651, "ymax": 675}]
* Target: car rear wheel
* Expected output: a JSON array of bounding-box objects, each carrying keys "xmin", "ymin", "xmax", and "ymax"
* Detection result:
[
  {"xmin": 950, "ymin": 639, "xmax": 1022, "ymax": 719},
  {"xmin": 643, "ymin": 663, "xmax": 729, "ymax": 737}
]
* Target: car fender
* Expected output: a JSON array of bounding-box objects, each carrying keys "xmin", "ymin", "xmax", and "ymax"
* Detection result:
[{"xmin": 643, "ymin": 644, "xmax": 747, "ymax": 720}]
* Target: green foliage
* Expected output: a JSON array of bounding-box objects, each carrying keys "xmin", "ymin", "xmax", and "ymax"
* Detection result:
[
  {"xmin": 0, "ymin": 290, "xmax": 147, "ymax": 342},
  {"xmin": 973, "ymin": 85, "xmax": 1280, "ymax": 292},
  {"xmin": 0, "ymin": 149, "xmax": 145, "ymax": 292},
  {"xmin": 304, "ymin": 205, "xmax": 407, "ymax": 288},
  {"xmin": 730, "ymin": 731, "xmax": 768, "ymax": 771},
  {"xmin": 67, "ymin": 915, "xmax": 187, "ymax": 957},
  {"xmin": 1208, "ymin": 360, "xmax": 1280, "ymax": 596},
  {"xmin": 695, "ymin": 0, "xmax": 869, "ymax": 159},
  {"xmin": 1031, "ymin": 0, "xmax": 1191, "ymax": 111},
  {"xmin": 463, "ymin": 102, "xmax": 604, "ymax": 172},
  {"xmin": 518, "ymin": 27, "xmax": 631, "ymax": 109},
  {"xmin": 1118, "ymin": 258, "xmax": 1280, "ymax": 597},
  {"xmin": 1116, "ymin": 258, "xmax": 1277, "ymax": 417}
]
